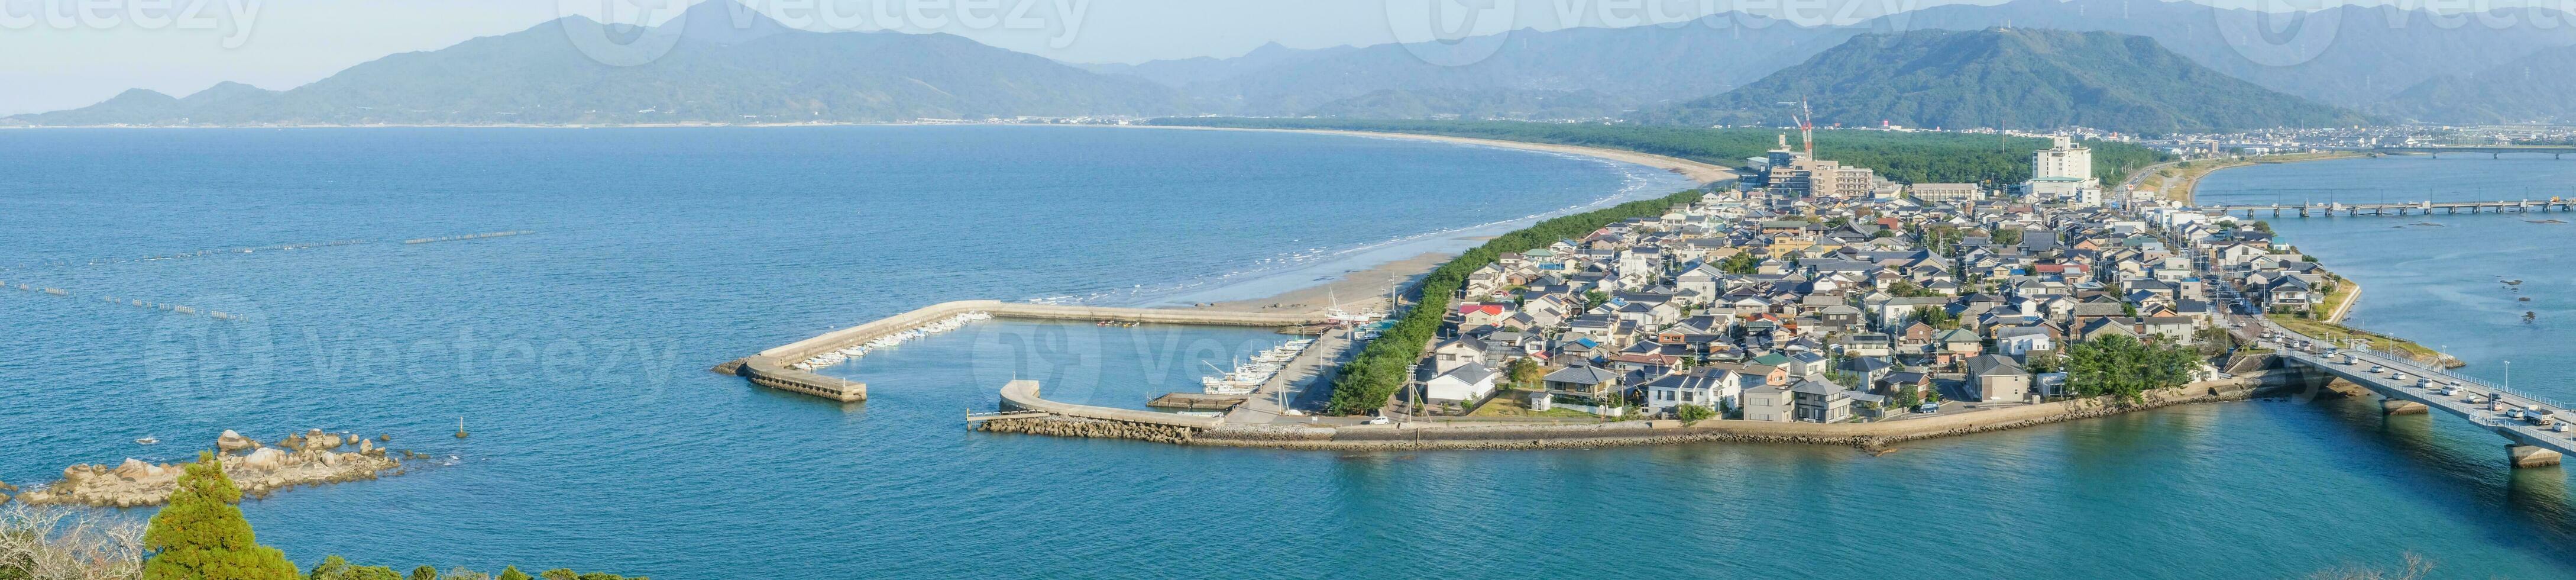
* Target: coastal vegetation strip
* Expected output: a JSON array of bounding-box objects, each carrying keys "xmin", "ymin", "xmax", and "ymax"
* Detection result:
[
  {"xmin": 1147, "ymin": 118, "xmax": 2168, "ymax": 186},
  {"xmin": 1325, "ymin": 189, "xmax": 1706, "ymax": 414}
]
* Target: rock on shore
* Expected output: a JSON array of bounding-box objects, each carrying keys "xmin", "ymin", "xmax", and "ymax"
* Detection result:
[{"xmin": 9, "ymin": 428, "xmax": 406, "ymax": 508}]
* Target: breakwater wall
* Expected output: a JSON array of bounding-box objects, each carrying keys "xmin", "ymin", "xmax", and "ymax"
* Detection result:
[
  {"xmin": 968, "ymin": 380, "xmax": 1219, "ymax": 443},
  {"xmin": 976, "ymin": 378, "xmax": 2266, "ymax": 452},
  {"xmin": 724, "ymin": 300, "xmax": 1328, "ymax": 402}
]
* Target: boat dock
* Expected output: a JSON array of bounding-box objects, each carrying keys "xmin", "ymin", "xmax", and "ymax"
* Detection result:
[
  {"xmin": 721, "ymin": 300, "xmax": 1329, "ymax": 402},
  {"xmin": 1146, "ymin": 392, "xmax": 1249, "ymax": 410}
]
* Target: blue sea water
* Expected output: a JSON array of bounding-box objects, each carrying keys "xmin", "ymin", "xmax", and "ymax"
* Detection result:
[{"xmin": 1, "ymin": 130, "xmax": 2572, "ymax": 579}]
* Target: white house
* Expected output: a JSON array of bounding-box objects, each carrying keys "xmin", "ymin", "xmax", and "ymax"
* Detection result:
[
  {"xmin": 1642, "ymin": 368, "xmax": 1741, "ymax": 414},
  {"xmin": 1423, "ymin": 362, "xmax": 1499, "ymax": 402}
]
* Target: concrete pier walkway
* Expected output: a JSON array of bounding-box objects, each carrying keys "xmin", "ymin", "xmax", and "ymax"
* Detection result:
[{"xmin": 722, "ymin": 300, "xmax": 1329, "ymax": 402}]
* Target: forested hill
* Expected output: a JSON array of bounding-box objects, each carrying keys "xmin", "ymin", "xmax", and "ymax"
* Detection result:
[
  {"xmin": 1638, "ymin": 28, "xmax": 2373, "ymax": 135},
  {"xmin": 1147, "ymin": 118, "xmax": 2169, "ymax": 186},
  {"xmin": 10, "ymin": 2, "xmax": 1184, "ymax": 126}
]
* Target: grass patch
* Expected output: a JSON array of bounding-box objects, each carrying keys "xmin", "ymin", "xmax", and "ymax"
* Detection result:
[
  {"xmin": 1468, "ymin": 391, "xmax": 1606, "ymax": 418},
  {"xmin": 2315, "ymin": 280, "xmax": 2358, "ymax": 322},
  {"xmin": 2267, "ymin": 313, "xmax": 2454, "ymax": 366}
]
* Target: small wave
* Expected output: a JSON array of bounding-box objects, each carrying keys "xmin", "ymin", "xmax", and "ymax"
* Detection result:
[{"xmin": 1031, "ymin": 156, "xmax": 1688, "ymax": 307}]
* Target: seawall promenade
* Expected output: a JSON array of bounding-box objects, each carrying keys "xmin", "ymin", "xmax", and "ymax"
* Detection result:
[
  {"xmin": 721, "ymin": 300, "xmax": 1329, "ymax": 402},
  {"xmin": 967, "ymin": 375, "xmax": 2276, "ymax": 451}
]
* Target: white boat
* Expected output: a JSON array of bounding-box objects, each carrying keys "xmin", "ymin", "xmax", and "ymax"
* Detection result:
[{"xmin": 135, "ymin": 436, "xmax": 160, "ymax": 445}]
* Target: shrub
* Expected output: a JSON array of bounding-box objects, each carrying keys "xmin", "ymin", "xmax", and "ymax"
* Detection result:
[{"xmin": 142, "ymin": 452, "xmax": 299, "ymax": 580}]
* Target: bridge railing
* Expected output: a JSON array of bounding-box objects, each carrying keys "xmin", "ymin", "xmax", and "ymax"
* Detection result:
[{"xmin": 2265, "ymin": 321, "xmax": 2571, "ymax": 410}]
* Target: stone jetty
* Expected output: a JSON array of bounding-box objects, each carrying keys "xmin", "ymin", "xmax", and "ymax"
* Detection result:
[{"xmin": 9, "ymin": 428, "xmax": 405, "ymax": 508}]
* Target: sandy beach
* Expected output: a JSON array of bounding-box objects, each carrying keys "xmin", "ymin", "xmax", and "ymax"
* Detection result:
[
  {"xmin": 1123, "ymin": 124, "xmax": 1739, "ymax": 185},
  {"xmin": 1184, "ymin": 252, "xmax": 1452, "ymax": 316},
  {"xmin": 1130, "ymin": 124, "xmax": 1731, "ymax": 318}
]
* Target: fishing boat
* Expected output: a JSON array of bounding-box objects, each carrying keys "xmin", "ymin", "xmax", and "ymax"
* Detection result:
[{"xmin": 134, "ymin": 436, "xmax": 159, "ymax": 445}]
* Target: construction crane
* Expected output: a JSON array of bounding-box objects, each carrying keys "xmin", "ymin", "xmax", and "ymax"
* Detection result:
[{"xmin": 1778, "ymin": 98, "xmax": 1815, "ymax": 159}]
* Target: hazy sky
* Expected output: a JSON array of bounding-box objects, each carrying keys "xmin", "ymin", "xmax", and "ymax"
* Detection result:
[{"xmin": 0, "ymin": 0, "xmax": 2540, "ymax": 115}]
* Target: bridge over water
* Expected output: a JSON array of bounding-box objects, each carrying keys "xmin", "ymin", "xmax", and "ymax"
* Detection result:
[
  {"xmin": 2341, "ymin": 145, "xmax": 2576, "ymax": 159},
  {"xmin": 2203, "ymin": 199, "xmax": 2575, "ymax": 217},
  {"xmin": 2258, "ymin": 320, "xmax": 2575, "ymax": 469}
]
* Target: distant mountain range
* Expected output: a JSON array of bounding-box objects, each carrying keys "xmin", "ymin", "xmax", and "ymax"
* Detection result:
[
  {"xmin": 2375, "ymin": 45, "xmax": 2576, "ymax": 124},
  {"xmin": 1639, "ymin": 28, "xmax": 2373, "ymax": 134},
  {"xmin": 17, "ymin": 0, "xmax": 2576, "ymax": 128},
  {"xmin": 11, "ymin": 1, "xmax": 1185, "ymax": 125},
  {"xmin": 1092, "ymin": 0, "xmax": 2576, "ymax": 125}
]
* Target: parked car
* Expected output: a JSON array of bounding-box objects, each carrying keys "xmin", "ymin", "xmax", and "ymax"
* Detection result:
[
  {"xmin": 1915, "ymin": 403, "xmax": 1942, "ymax": 414},
  {"xmin": 1361, "ymin": 416, "xmax": 1391, "ymax": 426}
]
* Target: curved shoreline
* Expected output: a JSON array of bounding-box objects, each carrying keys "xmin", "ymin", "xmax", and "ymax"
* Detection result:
[
  {"xmin": 1108, "ymin": 124, "xmax": 1738, "ymax": 184},
  {"xmin": 2172, "ymin": 152, "xmax": 2367, "ymax": 205}
]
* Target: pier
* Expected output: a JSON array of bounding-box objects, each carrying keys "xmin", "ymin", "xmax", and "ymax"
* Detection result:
[
  {"xmin": 721, "ymin": 300, "xmax": 1329, "ymax": 402},
  {"xmin": 2202, "ymin": 199, "xmax": 2576, "ymax": 217},
  {"xmin": 2260, "ymin": 320, "xmax": 2575, "ymax": 468}
]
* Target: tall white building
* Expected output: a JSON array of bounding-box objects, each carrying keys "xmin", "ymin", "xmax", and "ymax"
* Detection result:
[
  {"xmin": 2025, "ymin": 136, "xmax": 2104, "ymax": 206},
  {"xmin": 2033, "ymin": 136, "xmax": 2092, "ymax": 181}
]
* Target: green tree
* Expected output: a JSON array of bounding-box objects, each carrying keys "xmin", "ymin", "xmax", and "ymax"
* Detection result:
[
  {"xmin": 413, "ymin": 566, "xmax": 441, "ymax": 580},
  {"xmin": 1505, "ymin": 357, "xmax": 1544, "ymax": 390},
  {"xmin": 2024, "ymin": 351, "xmax": 2064, "ymax": 373},
  {"xmin": 540, "ymin": 570, "xmax": 577, "ymax": 580},
  {"xmin": 1891, "ymin": 386, "xmax": 1922, "ymax": 408},
  {"xmin": 1673, "ymin": 404, "xmax": 1716, "ymax": 421},
  {"xmin": 497, "ymin": 568, "xmax": 532, "ymax": 580},
  {"xmin": 1719, "ymin": 252, "xmax": 1761, "ymax": 274},
  {"xmin": 143, "ymin": 452, "xmax": 300, "ymax": 580},
  {"xmin": 1911, "ymin": 305, "xmax": 1957, "ymax": 328},
  {"xmin": 2062, "ymin": 334, "xmax": 2196, "ymax": 402}
]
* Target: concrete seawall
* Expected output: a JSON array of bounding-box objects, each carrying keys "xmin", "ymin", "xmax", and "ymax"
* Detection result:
[
  {"xmin": 970, "ymin": 380, "xmax": 1223, "ymax": 443},
  {"xmin": 1187, "ymin": 379, "xmax": 2263, "ymax": 451},
  {"xmin": 959, "ymin": 376, "xmax": 2271, "ymax": 451},
  {"xmin": 725, "ymin": 300, "xmax": 1329, "ymax": 402}
]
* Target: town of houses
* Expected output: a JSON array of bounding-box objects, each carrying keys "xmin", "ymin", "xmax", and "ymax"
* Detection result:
[{"xmin": 1403, "ymin": 137, "xmax": 2336, "ymax": 424}]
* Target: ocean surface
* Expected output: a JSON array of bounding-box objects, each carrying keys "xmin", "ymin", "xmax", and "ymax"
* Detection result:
[{"xmin": 2, "ymin": 130, "xmax": 2572, "ymax": 579}]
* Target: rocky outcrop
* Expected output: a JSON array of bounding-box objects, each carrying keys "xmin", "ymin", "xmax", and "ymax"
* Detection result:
[
  {"xmin": 11, "ymin": 429, "xmax": 406, "ymax": 508},
  {"xmin": 215, "ymin": 430, "xmax": 260, "ymax": 452},
  {"xmin": 972, "ymin": 416, "xmax": 1199, "ymax": 444}
]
